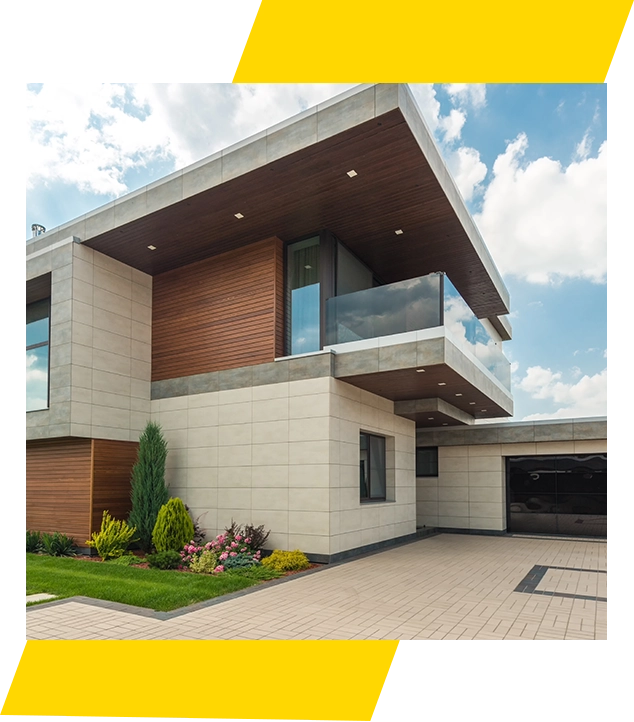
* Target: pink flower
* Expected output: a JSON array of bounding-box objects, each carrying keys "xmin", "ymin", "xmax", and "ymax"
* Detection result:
[
  {"xmin": 219, "ymin": 552, "xmax": 228, "ymax": 560},
  {"xmin": 230, "ymin": 552, "xmax": 237, "ymax": 557},
  {"xmin": 230, "ymin": 541, "xmax": 237, "ymax": 548},
  {"xmin": 235, "ymin": 535, "xmax": 242, "ymax": 542},
  {"xmin": 245, "ymin": 538, "xmax": 251, "ymax": 544},
  {"xmin": 214, "ymin": 565, "xmax": 224, "ymax": 573}
]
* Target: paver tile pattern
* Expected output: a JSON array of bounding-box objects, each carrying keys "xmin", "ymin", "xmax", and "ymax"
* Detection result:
[{"xmin": 26, "ymin": 534, "xmax": 607, "ymax": 640}]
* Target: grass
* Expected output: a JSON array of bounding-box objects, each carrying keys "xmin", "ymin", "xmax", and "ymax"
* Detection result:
[{"xmin": 26, "ymin": 554, "xmax": 281, "ymax": 611}]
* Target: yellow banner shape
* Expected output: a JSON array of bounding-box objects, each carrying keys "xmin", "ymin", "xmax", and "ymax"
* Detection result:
[
  {"xmin": 2, "ymin": 640, "xmax": 398, "ymax": 719},
  {"xmin": 234, "ymin": 0, "xmax": 632, "ymax": 82}
]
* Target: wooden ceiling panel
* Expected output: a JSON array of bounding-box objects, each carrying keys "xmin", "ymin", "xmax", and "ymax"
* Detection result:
[{"xmin": 85, "ymin": 109, "xmax": 508, "ymax": 317}]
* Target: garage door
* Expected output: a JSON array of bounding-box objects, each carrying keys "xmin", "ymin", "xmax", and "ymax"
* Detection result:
[{"xmin": 507, "ymin": 454, "xmax": 606, "ymax": 537}]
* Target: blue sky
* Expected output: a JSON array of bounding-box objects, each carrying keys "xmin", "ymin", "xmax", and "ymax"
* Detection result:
[{"xmin": 25, "ymin": 83, "xmax": 607, "ymax": 421}]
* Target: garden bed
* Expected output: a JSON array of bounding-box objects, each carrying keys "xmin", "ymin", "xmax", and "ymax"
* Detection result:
[{"xmin": 26, "ymin": 553, "xmax": 321, "ymax": 611}]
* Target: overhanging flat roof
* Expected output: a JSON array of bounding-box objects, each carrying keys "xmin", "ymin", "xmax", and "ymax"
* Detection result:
[{"xmin": 27, "ymin": 84, "xmax": 510, "ymax": 318}]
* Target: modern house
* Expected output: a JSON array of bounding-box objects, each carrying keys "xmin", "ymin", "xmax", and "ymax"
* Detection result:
[{"xmin": 26, "ymin": 84, "xmax": 606, "ymax": 560}]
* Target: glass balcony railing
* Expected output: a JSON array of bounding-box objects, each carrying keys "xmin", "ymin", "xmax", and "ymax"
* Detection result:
[
  {"xmin": 325, "ymin": 272, "xmax": 511, "ymax": 390},
  {"xmin": 443, "ymin": 277, "xmax": 511, "ymax": 390}
]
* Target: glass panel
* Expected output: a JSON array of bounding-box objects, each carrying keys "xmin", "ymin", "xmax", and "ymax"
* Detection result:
[
  {"xmin": 288, "ymin": 237, "xmax": 320, "ymax": 354},
  {"xmin": 360, "ymin": 433, "xmax": 369, "ymax": 499},
  {"xmin": 26, "ymin": 299, "xmax": 50, "ymax": 347},
  {"xmin": 369, "ymin": 435, "xmax": 386, "ymax": 499},
  {"xmin": 26, "ymin": 345, "xmax": 49, "ymax": 411},
  {"xmin": 326, "ymin": 273, "xmax": 442, "ymax": 345},
  {"xmin": 416, "ymin": 447, "xmax": 438, "ymax": 477},
  {"xmin": 443, "ymin": 277, "xmax": 510, "ymax": 390},
  {"xmin": 337, "ymin": 242, "xmax": 373, "ymax": 296}
]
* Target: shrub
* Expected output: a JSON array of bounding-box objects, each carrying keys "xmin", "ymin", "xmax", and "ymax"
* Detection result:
[
  {"xmin": 129, "ymin": 422, "xmax": 169, "ymax": 552},
  {"xmin": 261, "ymin": 549, "xmax": 310, "ymax": 573},
  {"xmin": 41, "ymin": 532, "xmax": 77, "ymax": 557},
  {"xmin": 185, "ymin": 504, "xmax": 207, "ymax": 545},
  {"xmin": 26, "ymin": 530, "xmax": 44, "ymax": 553},
  {"xmin": 146, "ymin": 550, "xmax": 181, "ymax": 570},
  {"xmin": 188, "ymin": 550, "xmax": 219, "ymax": 574},
  {"xmin": 224, "ymin": 520, "xmax": 270, "ymax": 552},
  {"xmin": 86, "ymin": 511, "xmax": 137, "ymax": 561},
  {"xmin": 222, "ymin": 552, "xmax": 259, "ymax": 570},
  {"xmin": 107, "ymin": 554, "xmax": 145, "ymax": 566},
  {"xmin": 152, "ymin": 498, "xmax": 195, "ymax": 552}
]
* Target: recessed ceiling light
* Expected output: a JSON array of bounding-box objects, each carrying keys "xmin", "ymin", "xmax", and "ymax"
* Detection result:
[
  {"xmin": 147, "ymin": 245, "xmax": 156, "ymax": 250},
  {"xmin": 395, "ymin": 229, "xmax": 404, "ymax": 235},
  {"xmin": 438, "ymin": 382, "xmax": 446, "ymax": 386},
  {"xmin": 442, "ymin": 423, "xmax": 448, "ymax": 426},
  {"xmin": 481, "ymin": 409, "xmax": 487, "ymax": 412},
  {"xmin": 416, "ymin": 368, "xmax": 425, "ymax": 373},
  {"xmin": 304, "ymin": 265, "xmax": 312, "ymax": 270},
  {"xmin": 234, "ymin": 212, "xmax": 244, "ymax": 219},
  {"xmin": 347, "ymin": 169, "xmax": 357, "ymax": 177},
  {"xmin": 469, "ymin": 402, "xmax": 476, "ymax": 405},
  {"xmin": 427, "ymin": 417, "xmax": 434, "ymax": 420},
  {"xmin": 455, "ymin": 393, "xmax": 463, "ymax": 397}
]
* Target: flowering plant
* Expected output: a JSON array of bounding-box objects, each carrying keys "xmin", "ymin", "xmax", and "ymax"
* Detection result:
[{"xmin": 180, "ymin": 531, "xmax": 262, "ymax": 573}]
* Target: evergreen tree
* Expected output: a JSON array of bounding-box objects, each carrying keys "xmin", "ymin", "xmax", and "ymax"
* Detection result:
[{"xmin": 129, "ymin": 421, "xmax": 169, "ymax": 552}]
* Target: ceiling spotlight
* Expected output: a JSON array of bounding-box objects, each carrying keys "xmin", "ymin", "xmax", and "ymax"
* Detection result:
[
  {"xmin": 469, "ymin": 402, "xmax": 476, "ymax": 405},
  {"xmin": 395, "ymin": 229, "xmax": 404, "ymax": 235},
  {"xmin": 416, "ymin": 368, "xmax": 426, "ymax": 373},
  {"xmin": 481, "ymin": 409, "xmax": 487, "ymax": 412},
  {"xmin": 304, "ymin": 264, "xmax": 312, "ymax": 270},
  {"xmin": 347, "ymin": 170, "xmax": 358, "ymax": 177},
  {"xmin": 455, "ymin": 393, "xmax": 463, "ymax": 397},
  {"xmin": 438, "ymin": 382, "xmax": 446, "ymax": 386},
  {"xmin": 442, "ymin": 423, "xmax": 448, "ymax": 426},
  {"xmin": 234, "ymin": 212, "xmax": 244, "ymax": 219},
  {"xmin": 427, "ymin": 417, "xmax": 434, "ymax": 420},
  {"xmin": 147, "ymin": 245, "xmax": 157, "ymax": 250}
]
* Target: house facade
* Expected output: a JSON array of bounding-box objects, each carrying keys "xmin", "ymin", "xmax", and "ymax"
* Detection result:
[{"xmin": 26, "ymin": 84, "xmax": 606, "ymax": 560}]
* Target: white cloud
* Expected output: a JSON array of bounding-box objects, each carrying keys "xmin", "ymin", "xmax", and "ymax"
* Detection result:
[
  {"xmin": 474, "ymin": 133, "xmax": 606, "ymax": 283},
  {"xmin": 409, "ymin": 84, "xmax": 487, "ymax": 202},
  {"xmin": 519, "ymin": 365, "xmax": 606, "ymax": 419},
  {"xmin": 26, "ymin": 83, "xmax": 357, "ymax": 198},
  {"xmin": 575, "ymin": 131, "xmax": 592, "ymax": 160},
  {"xmin": 444, "ymin": 83, "xmax": 487, "ymax": 109}
]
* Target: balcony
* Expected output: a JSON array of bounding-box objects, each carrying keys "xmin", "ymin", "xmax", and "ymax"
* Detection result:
[{"xmin": 326, "ymin": 272, "xmax": 510, "ymax": 391}]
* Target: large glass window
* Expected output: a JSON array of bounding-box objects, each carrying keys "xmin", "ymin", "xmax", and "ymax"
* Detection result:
[
  {"xmin": 287, "ymin": 236, "xmax": 321, "ymax": 354},
  {"xmin": 26, "ymin": 299, "xmax": 50, "ymax": 411},
  {"xmin": 360, "ymin": 432, "xmax": 387, "ymax": 501}
]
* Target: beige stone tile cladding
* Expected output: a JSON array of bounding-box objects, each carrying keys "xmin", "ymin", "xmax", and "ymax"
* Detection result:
[
  {"xmin": 27, "ymin": 240, "xmax": 152, "ymax": 442},
  {"xmin": 152, "ymin": 376, "xmax": 416, "ymax": 557}
]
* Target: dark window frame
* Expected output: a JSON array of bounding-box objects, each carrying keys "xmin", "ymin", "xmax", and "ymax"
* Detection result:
[
  {"xmin": 360, "ymin": 431, "xmax": 387, "ymax": 502},
  {"xmin": 416, "ymin": 447, "xmax": 438, "ymax": 477}
]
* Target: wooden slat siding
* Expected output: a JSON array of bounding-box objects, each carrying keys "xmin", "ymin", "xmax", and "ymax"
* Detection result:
[
  {"xmin": 26, "ymin": 438, "xmax": 92, "ymax": 545},
  {"xmin": 91, "ymin": 439, "xmax": 139, "ymax": 534},
  {"xmin": 152, "ymin": 237, "xmax": 283, "ymax": 381}
]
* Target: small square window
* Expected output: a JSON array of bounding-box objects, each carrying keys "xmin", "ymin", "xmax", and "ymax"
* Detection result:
[
  {"xmin": 416, "ymin": 447, "xmax": 438, "ymax": 477},
  {"xmin": 360, "ymin": 432, "xmax": 386, "ymax": 501}
]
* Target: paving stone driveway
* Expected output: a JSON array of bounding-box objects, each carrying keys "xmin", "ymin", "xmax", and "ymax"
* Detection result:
[{"xmin": 26, "ymin": 534, "xmax": 607, "ymax": 640}]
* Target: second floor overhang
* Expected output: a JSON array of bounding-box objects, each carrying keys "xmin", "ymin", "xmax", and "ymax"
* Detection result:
[{"xmin": 27, "ymin": 84, "xmax": 510, "ymax": 321}]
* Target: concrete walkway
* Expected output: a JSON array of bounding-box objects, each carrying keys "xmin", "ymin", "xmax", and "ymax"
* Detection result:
[{"xmin": 26, "ymin": 534, "xmax": 607, "ymax": 640}]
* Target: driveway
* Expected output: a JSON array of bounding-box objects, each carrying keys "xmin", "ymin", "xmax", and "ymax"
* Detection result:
[{"xmin": 26, "ymin": 534, "xmax": 607, "ymax": 640}]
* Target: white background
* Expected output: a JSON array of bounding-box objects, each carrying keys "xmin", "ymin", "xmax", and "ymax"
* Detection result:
[{"xmin": 3, "ymin": 0, "xmax": 628, "ymax": 719}]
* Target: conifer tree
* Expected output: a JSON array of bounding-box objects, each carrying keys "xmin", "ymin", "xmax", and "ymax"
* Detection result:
[{"xmin": 129, "ymin": 421, "xmax": 169, "ymax": 552}]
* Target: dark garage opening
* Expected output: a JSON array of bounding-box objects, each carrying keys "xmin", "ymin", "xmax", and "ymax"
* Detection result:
[{"xmin": 507, "ymin": 454, "xmax": 606, "ymax": 537}]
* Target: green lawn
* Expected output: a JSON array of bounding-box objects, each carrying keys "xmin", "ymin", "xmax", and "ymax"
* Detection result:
[{"xmin": 26, "ymin": 554, "xmax": 280, "ymax": 611}]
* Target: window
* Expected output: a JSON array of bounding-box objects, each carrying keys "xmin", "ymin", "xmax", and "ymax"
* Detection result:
[
  {"xmin": 287, "ymin": 236, "xmax": 321, "ymax": 355},
  {"xmin": 416, "ymin": 447, "xmax": 438, "ymax": 477},
  {"xmin": 26, "ymin": 298, "xmax": 50, "ymax": 411},
  {"xmin": 360, "ymin": 432, "xmax": 386, "ymax": 501}
]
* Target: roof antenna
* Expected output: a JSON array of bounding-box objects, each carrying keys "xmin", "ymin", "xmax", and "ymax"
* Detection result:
[{"xmin": 31, "ymin": 224, "xmax": 46, "ymax": 238}]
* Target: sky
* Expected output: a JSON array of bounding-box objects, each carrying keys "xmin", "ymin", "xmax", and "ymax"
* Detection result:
[{"xmin": 25, "ymin": 83, "xmax": 607, "ymax": 421}]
